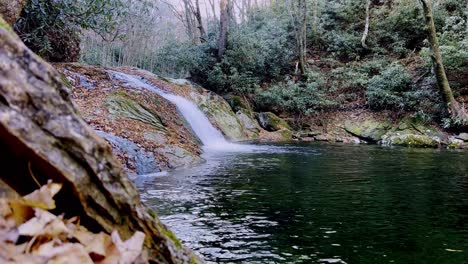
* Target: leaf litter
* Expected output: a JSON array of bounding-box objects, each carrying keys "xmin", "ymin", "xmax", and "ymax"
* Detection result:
[{"xmin": 0, "ymin": 181, "xmax": 148, "ymax": 264}]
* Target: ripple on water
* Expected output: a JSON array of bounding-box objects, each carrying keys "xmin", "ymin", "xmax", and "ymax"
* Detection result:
[{"xmin": 137, "ymin": 144, "xmax": 468, "ymax": 263}]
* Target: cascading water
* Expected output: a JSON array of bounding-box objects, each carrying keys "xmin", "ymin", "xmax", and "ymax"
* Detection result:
[{"xmin": 110, "ymin": 71, "xmax": 246, "ymax": 151}]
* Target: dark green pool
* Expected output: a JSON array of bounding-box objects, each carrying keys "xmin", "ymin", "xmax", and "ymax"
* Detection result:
[{"xmin": 137, "ymin": 143, "xmax": 468, "ymax": 263}]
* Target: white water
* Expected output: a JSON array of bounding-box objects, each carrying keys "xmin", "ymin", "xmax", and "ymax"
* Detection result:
[{"xmin": 110, "ymin": 71, "xmax": 252, "ymax": 151}]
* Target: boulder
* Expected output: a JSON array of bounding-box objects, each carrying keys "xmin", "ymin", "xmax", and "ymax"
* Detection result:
[
  {"xmin": 0, "ymin": 17, "xmax": 200, "ymax": 263},
  {"xmin": 447, "ymin": 137, "xmax": 465, "ymax": 149},
  {"xmin": 189, "ymin": 88, "xmax": 248, "ymax": 141},
  {"xmin": 382, "ymin": 133, "xmax": 440, "ymax": 148},
  {"xmin": 456, "ymin": 133, "xmax": 468, "ymax": 142},
  {"xmin": 236, "ymin": 110, "xmax": 261, "ymax": 139},
  {"xmin": 256, "ymin": 112, "xmax": 291, "ymax": 132},
  {"xmin": 344, "ymin": 119, "xmax": 391, "ymax": 142}
]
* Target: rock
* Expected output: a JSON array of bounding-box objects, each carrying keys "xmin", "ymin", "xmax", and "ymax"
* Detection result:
[
  {"xmin": 344, "ymin": 119, "xmax": 391, "ymax": 142},
  {"xmin": 236, "ymin": 110, "xmax": 261, "ymax": 139},
  {"xmin": 156, "ymin": 145, "xmax": 204, "ymax": 169},
  {"xmin": 0, "ymin": 0, "xmax": 28, "ymax": 25},
  {"xmin": 382, "ymin": 133, "xmax": 440, "ymax": 148},
  {"xmin": 0, "ymin": 19, "xmax": 200, "ymax": 263},
  {"xmin": 447, "ymin": 137, "xmax": 465, "ymax": 149},
  {"xmin": 97, "ymin": 131, "xmax": 159, "ymax": 175},
  {"xmin": 256, "ymin": 112, "xmax": 291, "ymax": 132},
  {"xmin": 456, "ymin": 133, "xmax": 468, "ymax": 142},
  {"xmin": 190, "ymin": 89, "xmax": 248, "ymax": 141}
]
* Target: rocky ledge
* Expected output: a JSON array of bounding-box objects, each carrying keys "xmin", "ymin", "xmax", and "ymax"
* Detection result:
[
  {"xmin": 293, "ymin": 111, "xmax": 467, "ymax": 149},
  {"xmin": 57, "ymin": 64, "xmax": 292, "ymax": 175}
]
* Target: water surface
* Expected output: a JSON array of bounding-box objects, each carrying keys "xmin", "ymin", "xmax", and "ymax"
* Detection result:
[{"xmin": 137, "ymin": 143, "xmax": 468, "ymax": 264}]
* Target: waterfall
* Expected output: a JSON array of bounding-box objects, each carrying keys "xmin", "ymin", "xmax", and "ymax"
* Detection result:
[{"xmin": 110, "ymin": 71, "xmax": 240, "ymax": 151}]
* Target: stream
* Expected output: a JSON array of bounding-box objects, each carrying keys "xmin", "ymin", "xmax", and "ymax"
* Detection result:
[{"xmin": 137, "ymin": 143, "xmax": 468, "ymax": 264}]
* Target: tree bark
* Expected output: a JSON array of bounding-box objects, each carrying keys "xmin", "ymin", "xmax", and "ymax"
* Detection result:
[
  {"xmin": 361, "ymin": 0, "xmax": 371, "ymax": 49},
  {"xmin": 218, "ymin": 0, "xmax": 229, "ymax": 61},
  {"xmin": 194, "ymin": 0, "xmax": 206, "ymax": 42},
  {"xmin": 0, "ymin": 17, "xmax": 201, "ymax": 263},
  {"xmin": 419, "ymin": 0, "xmax": 467, "ymax": 125}
]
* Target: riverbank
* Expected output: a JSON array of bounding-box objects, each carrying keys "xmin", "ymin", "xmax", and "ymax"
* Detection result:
[{"xmin": 56, "ymin": 63, "xmax": 466, "ymax": 176}]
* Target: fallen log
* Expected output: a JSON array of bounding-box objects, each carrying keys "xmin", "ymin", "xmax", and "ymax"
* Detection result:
[{"xmin": 0, "ymin": 17, "xmax": 200, "ymax": 263}]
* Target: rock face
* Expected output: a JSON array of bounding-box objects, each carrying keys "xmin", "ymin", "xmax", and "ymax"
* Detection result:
[
  {"xmin": 58, "ymin": 64, "xmax": 203, "ymax": 174},
  {"xmin": 189, "ymin": 86, "xmax": 248, "ymax": 141},
  {"xmin": 256, "ymin": 112, "xmax": 291, "ymax": 132},
  {"xmin": 344, "ymin": 119, "xmax": 391, "ymax": 143},
  {"xmin": 0, "ymin": 17, "xmax": 200, "ymax": 263}
]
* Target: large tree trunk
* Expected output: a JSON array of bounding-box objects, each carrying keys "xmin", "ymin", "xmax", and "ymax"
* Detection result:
[
  {"xmin": 419, "ymin": 0, "xmax": 467, "ymax": 126},
  {"xmin": 218, "ymin": 0, "xmax": 229, "ymax": 62},
  {"xmin": 0, "ymin": 17, "xmax": 201, "ymax": 263},
  {"xmin": 0, "ymin": 0, "xmax": 28, "ymax": 25}
]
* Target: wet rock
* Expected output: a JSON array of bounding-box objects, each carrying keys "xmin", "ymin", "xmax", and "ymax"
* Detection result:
[
  {"xmin": 190, "ymin": 89, "xmax": 248, "ymax": 141},
  {"xmin": 256, "ymin": 112, "xmax": 291, "ymax": 132},
  {"xmin": 156, "ymin": 145, "xmax": 204, "ymax": 169},
  {"xmin": 382, "ymin": 133, "xmax": 440, "ymax": 148},
  {"xmin": 344, "ymin": 119, "xmax": 391, "ymax": 142},
  {"xmin": 236, "ymin": 110, "xmax": 261, "ymax": 139},
  {"xmin": 456, "ymin": 133, "xmax": 468, "ymax": 142},
  {"xmin": 97, "ymin": 131, "xmax": 159, "ymax": 175},
  {"xmin": 447, "ymin": 137, "xmax": 465, "ymax": 149}
]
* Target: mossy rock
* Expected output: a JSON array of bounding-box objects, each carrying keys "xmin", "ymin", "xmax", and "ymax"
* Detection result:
[
  {"xmin": 456, "ymin": 133, "xmax": 468, "ymax": 142},
  {"xmin": 382, "ymin": 133, "xmax": 440, "ymax": 148},
  {"xmin": 106, "ymin": 92, "xmax": 166, "ymax": 132},
  {"xmin": 256, "ymin": 112, "xmax": 291, "ymax": 132},
  {"xmin": 344, "ymin": 119, "xmax": 391, "ymax": 142}
]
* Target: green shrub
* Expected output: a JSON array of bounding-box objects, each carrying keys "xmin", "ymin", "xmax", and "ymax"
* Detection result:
[
  {"xmin": 366, "ymin": 64, "xmax": 414, "ymax": 111},
  {"xmin": 256, "ymin": 72, "xmax": 336, "ymax": 114}
]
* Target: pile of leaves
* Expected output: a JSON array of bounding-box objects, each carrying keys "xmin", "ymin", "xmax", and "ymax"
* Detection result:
[{"xmin": 0, "ymin": 182, "xmax": 148, "ymax": 263}]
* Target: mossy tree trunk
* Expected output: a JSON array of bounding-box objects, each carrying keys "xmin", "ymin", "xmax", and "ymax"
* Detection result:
[
  {"xmin": 0, "ymin": 16, "xmax": 201, "ymax": 263},
  {"xmin": 418, "ymin": 0, "xmax": 467, "ymax": 126}
]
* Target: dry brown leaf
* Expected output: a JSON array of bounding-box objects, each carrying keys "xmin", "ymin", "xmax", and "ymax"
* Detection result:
[
  {"xmin": 85, "ymin": 232, "xmax": 112, "ymax": 261},
  {"xmin": 19, "ymin": 209, "xmax": 68, "ymax": 237},
  {"xmin": 8, "ymin": 200, "xmax": 34, "ymax": 225},
  {"xmin": 22, "ymin": 183, "xmax": 62, "ymax": 210},
  {"xmin": 111, "ymin": 231, "xmax": 145, "ymax": 264},
  {"xmin": 35, "ymin": 243, "xmax": 93, "ymax": 264}
]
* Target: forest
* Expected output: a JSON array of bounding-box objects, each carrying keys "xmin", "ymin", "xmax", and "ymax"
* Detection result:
[
  {"xmin": 12, "ymin": 0, "xmax": 468, "ymax": 127},
  {"xmin": 0, "ymin": 0, "xmax": 467, "ymax": 263}
]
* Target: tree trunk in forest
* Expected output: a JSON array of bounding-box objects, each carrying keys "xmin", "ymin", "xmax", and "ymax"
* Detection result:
[
  {"xmin": 195, "ymin": 0, "xmax": 206, "ymax": 43},
  {"xmin": 0, "ymin": 17, "xmax": 201, "ymax": 264},
  {"xmin": 361, "ymin": 0, "xmax": 371, "ymax": 49},
  {"xmin": 218, "ymin": 0, "xmax": 229, "ymax": 62},
  {"xmin": 418, "ymin": 0, "xmax": 467, "ymax": 126},
  {"xmin": 0, "ymin": 0, "xmax": 28, "ymax": 25}
]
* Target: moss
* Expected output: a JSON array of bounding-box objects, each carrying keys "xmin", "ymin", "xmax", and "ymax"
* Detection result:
[
  {"xmin": 161, "ymin": 227, "xmax": 183, "ymax": 249},
  {"xmin": 280, "ymin": 129, "xmax": 293, "ymax": 140},
  {"xmin": 388, "ymin": 134, "xmax": 439, "ymax": 148},
  {"xmin": 60, "ymin": 73, "xmax": 73, "ymax": 88},
  {"xmin": 106, "ymin": 93, "xmax": 166, "ymax": 132},
  {"xmin": 147, "ymin": 209, "xmax": 158, "ymax": 219},
  {"xmin": 0, "ymin": 16, "xmax": 12, "ymax": 32}
]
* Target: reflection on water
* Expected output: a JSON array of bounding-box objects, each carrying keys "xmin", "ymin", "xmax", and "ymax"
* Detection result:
[{"xmin": 137, "ymin": 143, "xmax": 468, "ymax": 264}]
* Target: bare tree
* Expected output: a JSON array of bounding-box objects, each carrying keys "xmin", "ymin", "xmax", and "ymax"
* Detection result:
[
  {"xmin": 218, "ymin": 0, "xmax": 229, "ymax": 61},
  {"xmin": 288, "ymin": 0, "xmax": 308, "ymax": 75},
  {"xmin": 361, "ymin": 0, "xmax": 371, "ymax": 49}
]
